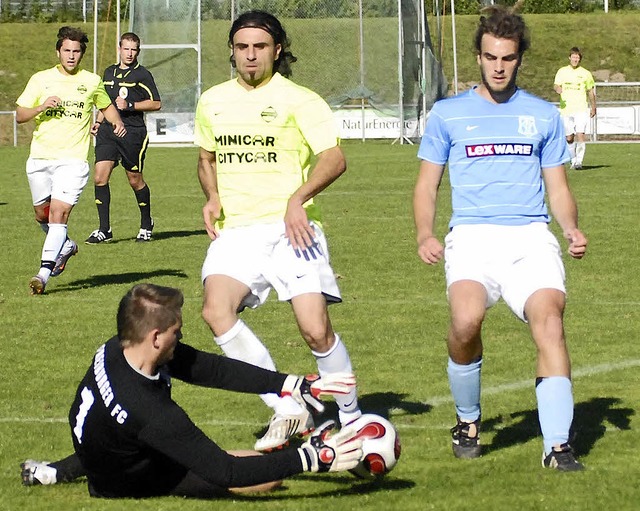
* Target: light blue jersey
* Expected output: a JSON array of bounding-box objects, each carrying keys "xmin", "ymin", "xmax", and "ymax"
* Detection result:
[{"xmin": 418, "ymin": 87, "xmax": 570, "ymax": 228}]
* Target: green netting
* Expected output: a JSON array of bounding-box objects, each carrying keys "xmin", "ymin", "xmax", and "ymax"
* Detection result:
[
  {"xmin": 129, "ymin": 0, "xmax": 200, "ymax": 112},
  {"xmin": 123, "ymin": 0, "xmax": 447, "ymax": 139}
]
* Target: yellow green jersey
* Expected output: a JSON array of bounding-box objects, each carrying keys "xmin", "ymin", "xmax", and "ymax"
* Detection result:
[
  {"xmin": 554, "ymin": 65, "xmax": 595, "ymax": 116},
  {"xmin": 194, "ymin": 73, "xmax": 339, "ymax": 230},
  {"xmin": 16, "ymin": 65, "xmax": 112, "ymax": 161}
]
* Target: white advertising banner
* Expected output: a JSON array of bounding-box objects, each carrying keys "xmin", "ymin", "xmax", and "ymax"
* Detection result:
[
  {"xmin": 333, "ymin": 108, "xmax": 421, "ymax": 140},
  {"xmin": 146, "ymin": 109, "xmax": 422, "ymax": 144},
  {"xmin": 146, "ymin": 106, "xmax": 640, "ymax": 144},
  {"xmin": 146, "ymin": 113, "xmax": 195, "ymax": 144},
  {"xmin": 595, "ymin": 106, "xmax": 637, "ymax": 135}
]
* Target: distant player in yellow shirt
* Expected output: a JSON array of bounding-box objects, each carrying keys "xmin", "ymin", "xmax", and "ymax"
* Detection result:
[
  {"xmin": 554, "ymin": 47, "xmax": 597, "ymax": 170},
  {"xmin": 16, "ymin": 26, "xmax": 126, "ymax": 295},
  {"xmin": 195, "ymin": 10, "xmax": 361, "ymax": 452}
]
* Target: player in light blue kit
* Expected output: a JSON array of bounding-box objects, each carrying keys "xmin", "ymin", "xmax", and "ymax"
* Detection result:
[{"xmin": 413, "ymin": 4, "xmax": 588, "ymax": 471}]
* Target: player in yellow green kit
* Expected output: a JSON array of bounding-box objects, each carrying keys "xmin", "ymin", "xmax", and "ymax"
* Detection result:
[
  {"xmin": 554, "ymin": 47, "xmax": 596, "ymax": 170},
  {"xmin": 195, "ymin": 10, "xmax": 361, "ymax": 452},
  {"xmin": 16, "ymin": 26, "xmax": 125, "ymax": 295}
]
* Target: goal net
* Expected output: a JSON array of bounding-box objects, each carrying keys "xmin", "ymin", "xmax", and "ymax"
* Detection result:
[
  {"xmin": 128, "ymin": 0, "xmax": 201, "ymax": 143},
  {"xmin": 110, "ymin": 0, "xmax": 447, "ymax": 143},
  {"xmin": 230, "ymin": 0, "xmax": 447, "ymax": 141}
]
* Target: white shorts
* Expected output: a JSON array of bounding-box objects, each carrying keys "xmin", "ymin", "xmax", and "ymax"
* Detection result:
[
  {"xmin": 444, "ymin": 223, "xmax": 566, "ymax": 321},
  {"xmin": 26, "ymin": 158, "xmax": 89, "ymax": 206},
  {"xmin": 562, "ymin": 110, "xmax": 590, "ymax": 136},
  {"xmin": 201, "ymin": 221, "xmax": 341, "ymax": 310}
]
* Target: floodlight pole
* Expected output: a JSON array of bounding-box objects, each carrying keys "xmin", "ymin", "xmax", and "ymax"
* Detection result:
[
  {"xmin": 197, "ymin": 0, "xmax": 202, "ymax": 98},
  {"xmin": 397, "ymin": 0, "xmax": 405, "ymax": 144},
  {"xmin": 117, "ymin": 0, "xmax": 121, "ymax": 61},
  {"xmin": 359, "ymin": 0, "xmax": 366, "ymax": 142},
  {"xmin": 230, "ymin": 0, "xmax": 237, "ymax": 79},
  {"xmin": 419, "ymin": 0, "xmax": 428, "ymax": 137},
  {"xmin": 93, "ymin": 0, "xmax": 98, "ymax": 74},
  {"xmin": 394, "ymin": 0, "xmax": 412, "ymax": 145},
  {"xmin": 451, "ymin": 0, "xmax": 458, "ymax": 95}
]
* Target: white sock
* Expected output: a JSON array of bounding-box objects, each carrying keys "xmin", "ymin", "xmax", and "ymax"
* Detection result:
[
  {"xmin": 312, "ymin": 333, "xmax": 360, "ymax": 423},
  {"xmin": 576, "ymin": 142, "xmax": 586, "ymax": 164},
  {"xmin": 41, "ymin": 222, "xmax": 73, "ymax": 254},
  {"xmin": 568, "ymin": 142, "xmax": 576, "ymax": 162},
  {"xmin": 39, "ymin": 223, "xmax": 67, "ymax": 281},
  {"xmin": 215, "ymin": 320, "xmax": 301, "ymax": 413}
]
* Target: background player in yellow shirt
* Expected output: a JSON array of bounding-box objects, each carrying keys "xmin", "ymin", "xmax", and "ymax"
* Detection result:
[
  {"xmin": 16, "ymin": 26, "xmax": 125, "ymax": 295},
  {"xmin": 195, "ymin": 10, "xmax": 361, "ymax": 452},
  {"xmin": 554, "ymin": 47, "xmax": 597, "ymax": 170}
]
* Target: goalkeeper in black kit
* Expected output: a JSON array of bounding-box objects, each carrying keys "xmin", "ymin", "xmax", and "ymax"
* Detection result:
[{"xmin": 20, "ymin": 283, "xmax": 362, "ymax": 499}]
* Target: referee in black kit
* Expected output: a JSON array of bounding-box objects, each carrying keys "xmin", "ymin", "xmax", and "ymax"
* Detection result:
[{"xmin": 86, "ymin": 32, "xmax": 161, "ymax": 244}]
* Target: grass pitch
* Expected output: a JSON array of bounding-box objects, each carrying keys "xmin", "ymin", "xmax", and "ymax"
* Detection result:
[{"xmin": 0, "ymin": 141, "xmax": 639, "ymax": 510}]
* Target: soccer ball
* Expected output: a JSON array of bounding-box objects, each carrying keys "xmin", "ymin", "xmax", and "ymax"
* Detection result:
[{"xmin": 348, "ymin": 414, "xmax": 401, "ymax": 478}]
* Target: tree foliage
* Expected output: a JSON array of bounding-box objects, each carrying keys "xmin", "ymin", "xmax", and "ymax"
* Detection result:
[{"xmin": 0, "ymin": 0, "xmax": 636, "ymax": 23}]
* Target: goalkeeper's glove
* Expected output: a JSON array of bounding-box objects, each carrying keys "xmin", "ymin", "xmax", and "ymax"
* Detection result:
[
  {"xmin": 281, "ymin": 373, "xmax": 356, "ymax": 414},
  {"xmin": 298, "ymin": 420, "xmax": 363, "ymax": 472}
]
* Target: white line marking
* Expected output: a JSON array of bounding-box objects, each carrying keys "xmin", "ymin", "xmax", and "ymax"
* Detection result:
[
  {"xmin": 2, "ymin": 359, "xmax": 638, "ymax": 428},
  {"xmin": 420, "ymin": 358, "xmax": 640, "ymax": 407}
]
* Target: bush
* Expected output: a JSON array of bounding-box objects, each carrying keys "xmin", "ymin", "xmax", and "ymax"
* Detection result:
[{"xmin": 425, "ymin": 0, "xmax": 632, "ymax": 15}]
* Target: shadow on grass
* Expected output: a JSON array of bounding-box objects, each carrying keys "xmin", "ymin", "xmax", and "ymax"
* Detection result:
[
  {"xmin": 483, "ymin": 396, "xmax": 633, "ymax": 456},
  {"xmin": 152, "ymin": 229, "xmax": 208, "ymax": 241},
  {"xmin": 227, "ymin": 476, "xmax": 415, "ymax": 501},
  {"xmin": 46, "ymin": 269, "xmax": 189, "ymax": 293},
  {"xmin": 570, "ymin": 164, "xmax": 609, "ymax": 172},
  {"xmin": 572, "ymin": 397, "xmax": 633, "ymax": 457},
  {"xmin": 29, "ymin": 476, "xmax": 416, "ymax": 501},
  {"xmin": 357, "ymin": 391, "xmax": 433, "ymax": 418}
]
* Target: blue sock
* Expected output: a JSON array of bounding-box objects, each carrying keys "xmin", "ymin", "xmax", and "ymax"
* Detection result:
[
  {"xmin": 448, "ymin": 357, "xmax": 482, "ymax": 421},
  {"xmin": 536, "ymin": 376, "xmax": 574, "ymax": 454}
]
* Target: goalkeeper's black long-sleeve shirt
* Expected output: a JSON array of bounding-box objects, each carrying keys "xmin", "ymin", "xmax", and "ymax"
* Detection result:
[{"xmin": 69, "ymin": 336, "xmax": 304, "ymax": 498}]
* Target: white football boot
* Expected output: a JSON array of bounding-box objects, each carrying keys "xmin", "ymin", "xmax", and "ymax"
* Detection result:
[{"xmin": 254, "ymin": 409, "xmax": 314, "ymax": 452}]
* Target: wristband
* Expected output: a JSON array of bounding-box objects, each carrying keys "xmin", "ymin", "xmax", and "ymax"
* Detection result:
[{"xmin": 127, "ymin": 102, "xmax": 134, "ymax": 111}]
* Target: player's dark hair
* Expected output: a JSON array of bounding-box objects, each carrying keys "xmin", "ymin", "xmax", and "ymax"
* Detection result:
[
  {"xmin": 228, "ymin": 10, "xmax": 297, "ymax": 77},
  {"xmin": 120, "ymin": 32, "xmax": 141, "ymax": 49},
  {"xmin": 569, "ymin": 46, "xmax": 582, "ymax": 61},
  {"xmin": 117, "ymin": 284, "xmax": 183, "ymax": 346},
  {"xmin": 56, "ymin": 26, "xmax": 89, "ymax": 55},
  {"xmin": 474, "ymin": 3, "xmax": 530, "ymax": 57}
]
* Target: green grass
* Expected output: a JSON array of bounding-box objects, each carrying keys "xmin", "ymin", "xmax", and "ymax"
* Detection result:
[
  {"xmin": 0, "ymin": 141, "xmax": 639, "ymax": 510},
  {"xmin": 434, "ymin": 11, "xmax": 640, "ymax": 96}
]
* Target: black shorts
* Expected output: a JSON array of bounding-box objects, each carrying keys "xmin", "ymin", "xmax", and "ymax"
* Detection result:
[{"xmin": 95, "ymin": 123, "xmax": 148, "ymax": 172}]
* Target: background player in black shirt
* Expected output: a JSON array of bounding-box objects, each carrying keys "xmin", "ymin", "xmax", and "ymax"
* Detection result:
[
  {"xmin": 86, "ymin": 33, "xmax": 161, "ymax": 244},
  {"xmin": 21, "ymin": 283, "xmax": 362, "ymax": 498}
]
